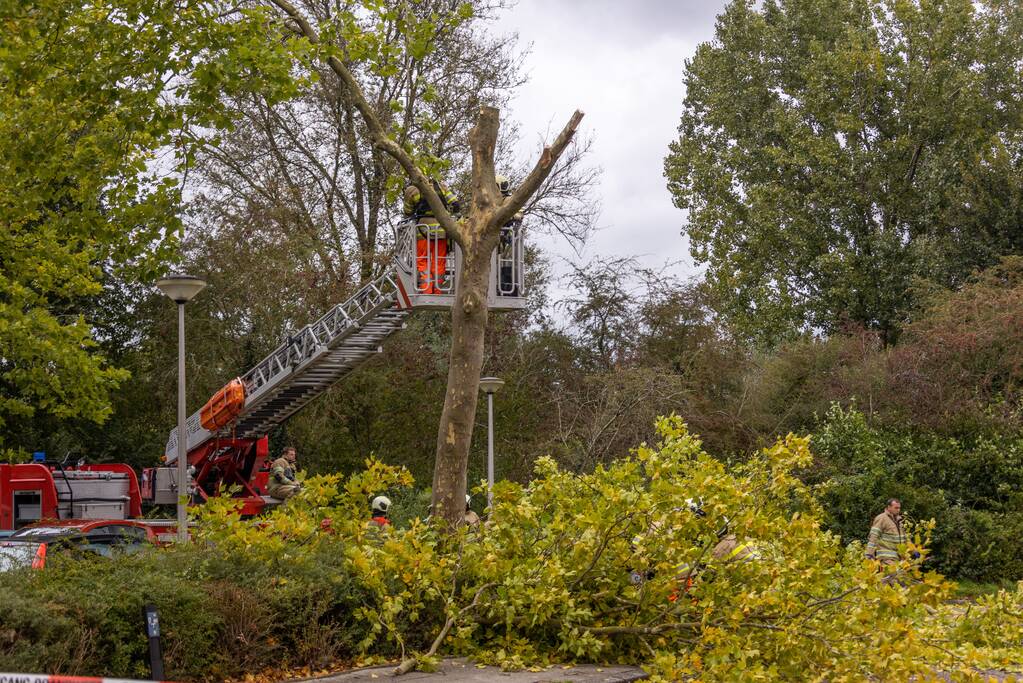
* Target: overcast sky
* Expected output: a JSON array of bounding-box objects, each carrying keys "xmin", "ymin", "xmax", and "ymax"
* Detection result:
[{"xmin": 492, "ymin": 0, "xmax": 729, "ymax": 298}]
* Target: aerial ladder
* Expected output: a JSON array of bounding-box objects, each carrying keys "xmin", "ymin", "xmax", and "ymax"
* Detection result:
[{"xmin": 140, "ymin": 219, "xmax": 526, "ymax": 514}]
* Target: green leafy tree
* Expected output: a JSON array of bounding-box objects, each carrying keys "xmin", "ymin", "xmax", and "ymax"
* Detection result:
[
  {"xmin": 665, "ymin": 0, "xmax": 1023, "ymax": 345},
  {"xmin": 191, "ymin": 0, "xmax": 541, "ymax": 285},
  {"xmin": 0, "ymin": 0, "xmax": 305, "ymax": 451}
]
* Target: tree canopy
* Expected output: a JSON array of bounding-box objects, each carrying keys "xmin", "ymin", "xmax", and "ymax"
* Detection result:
[
  {"xmin": 665, "ymin": 0, "xmax": 1023, "ymax": 345},
  {"xmin": 0, "ymin": 0, "xmax": 304, "ymax": 450}
]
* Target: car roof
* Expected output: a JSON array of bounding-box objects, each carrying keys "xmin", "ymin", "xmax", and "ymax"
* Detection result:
[{"xmin": 15, "ymin": 519, "xmax": 154, "ymax": 536}]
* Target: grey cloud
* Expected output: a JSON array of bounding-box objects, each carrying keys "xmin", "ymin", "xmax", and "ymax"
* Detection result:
[
  {"xmin": 539, "ymin": 0, "xmax": 727, "ymax": 45},
  {"xmin": 492, "ymin": 1, "xmax": 728, "ymax": 296}
]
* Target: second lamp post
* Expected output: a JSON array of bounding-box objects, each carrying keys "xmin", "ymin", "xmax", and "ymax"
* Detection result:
[{"xmin": 478, "ymin": 376, "xmax": 504, "ymax": 510}]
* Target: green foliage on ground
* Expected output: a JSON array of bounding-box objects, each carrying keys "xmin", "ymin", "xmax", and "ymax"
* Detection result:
[
  {"xmin": 2, "ymin": 421, "xmax": 1022, "ymax": 681},
  {"xmin": 954, "ymin": 579, "xmax": 1018, "ymax": 600}
]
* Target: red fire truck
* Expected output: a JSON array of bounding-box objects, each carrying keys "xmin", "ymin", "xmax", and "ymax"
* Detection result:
[{"xmin": 0, "ymin": 461, "xmax": 142, "ymax": 531}]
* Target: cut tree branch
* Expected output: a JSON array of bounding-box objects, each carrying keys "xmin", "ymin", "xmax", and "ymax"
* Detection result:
[
  {"xmin": 394, "ymin": 582, "xmax": 496, "ymax": 675},
  {"xmin": 490, "ymin": 109, "xmax": 585, "ymax": 230}
]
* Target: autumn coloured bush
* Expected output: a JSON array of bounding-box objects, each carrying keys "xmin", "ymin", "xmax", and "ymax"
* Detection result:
[{"xmin": 2, "ymin": 420, "xmax": 1022, "ymax": 681}]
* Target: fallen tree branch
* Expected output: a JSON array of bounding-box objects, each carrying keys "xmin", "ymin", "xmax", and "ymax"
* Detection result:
[{"xmin": 394, "ymin": 582, "xmax": 497, "ymax": 675}]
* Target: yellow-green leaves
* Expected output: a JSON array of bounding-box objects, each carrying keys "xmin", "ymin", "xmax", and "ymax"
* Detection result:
[{"xmin": 179, "ymin": 423, "xmax": 1023, "ymax": 680}]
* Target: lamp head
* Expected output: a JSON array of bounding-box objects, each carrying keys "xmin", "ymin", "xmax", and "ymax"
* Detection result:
[
  {"xmin": 479, "ymin": 376, "xmax": 505, "ymax": 395},
  {"xmin": 156, "ymin": 274, "xmax": 207, "ymax": 303}
]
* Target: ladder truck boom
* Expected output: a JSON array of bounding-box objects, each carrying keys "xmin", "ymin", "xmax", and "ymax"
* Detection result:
[
  {"xmin": 163, "ymin": 267, "xmax": 408, "ymax": 464},
  {"xmin": 144, "ymin": 220, "xmax": 526, "ymax": 514}
]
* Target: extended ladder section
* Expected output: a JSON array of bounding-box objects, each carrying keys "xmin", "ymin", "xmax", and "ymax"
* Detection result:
[
  {"xmin": 165, "ymin": 269, "xmax": 407, "ymax": 464},
  {"xmin": 164, "ymin": 219, "xmax": 526, "ymax": 465}
]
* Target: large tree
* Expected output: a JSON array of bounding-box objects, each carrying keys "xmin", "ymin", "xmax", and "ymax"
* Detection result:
[
  {"xmin": 665, "ymin": 0, "xmax": 1023, "ymax": 345},
  {"xmin": 0, "ymin": 0, "xmax": 303, "ymax": 453},
  {"xmin": 191, "ymin": 1, "xmax": 531, "ymax": 287},
  {"xmin": 263, "ymin": 0, "xmax": 583, "ymax": 524}
]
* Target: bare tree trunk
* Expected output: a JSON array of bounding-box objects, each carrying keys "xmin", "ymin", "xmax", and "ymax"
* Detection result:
[
  {"xmin": 428, "ymin": 107, "xmax": 582, "ymax": 525},
  {"xmin": 427, "ymin": 106, "xmax": 502, "ymax": 525},
  {"xmin": 430, "ymin": 240, "xmax": 495, "ymax": 522}
]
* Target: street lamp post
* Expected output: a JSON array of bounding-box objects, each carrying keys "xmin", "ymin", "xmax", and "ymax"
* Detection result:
[
  {"xmin": 478, "ymin": 377, "xmax": 505, "ymax": 510},
  {"xmin": 156, "ymin": 274, "xmax": 206, "ymax": 543}
]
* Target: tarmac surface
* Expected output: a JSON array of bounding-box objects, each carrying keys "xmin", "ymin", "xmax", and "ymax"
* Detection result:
[{"xmin": 298, "ymin": 660, "xmax": 647, "ymax": 682}]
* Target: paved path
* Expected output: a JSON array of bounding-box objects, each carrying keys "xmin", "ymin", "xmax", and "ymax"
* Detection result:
[{"xmin": 298, "ymin": 660, "xmax": 647, "ymax": 682}]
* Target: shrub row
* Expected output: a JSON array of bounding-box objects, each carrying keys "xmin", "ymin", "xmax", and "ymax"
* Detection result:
[
  {"xmin": 0, "ymin": 541, "xmax": 377, "ymax": 680},
  {"xmin": 1, "ymin": 422, "xmax": 1021, "ymax": 681},
  {"xmin": 810, "ymin": 404, "xmax": 1023, "ymax": 582}
]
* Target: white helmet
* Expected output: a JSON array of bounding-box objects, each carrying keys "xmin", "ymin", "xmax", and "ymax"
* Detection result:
[
  {"xmin": 465, "ymin": 493, "xmax": 472, "ymax": 509},
  {"xmin": 372, "ymin": 495, "xmax": 391, "ymax": 514},
  {"xmin": 495, "ymin": 174, "xmax": 512, "ymax": 196}
]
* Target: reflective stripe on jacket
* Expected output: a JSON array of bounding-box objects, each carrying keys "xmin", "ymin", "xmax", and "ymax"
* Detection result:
[
  {"xmin": 270, "ymin": 457, "xmax": 296, "ymax": 486},
  {"xmin": 416, "ymin": 217, "xmax": 446, "ymax": 238},
  {"xmin": 866, "ymin": 512, "xmax": 905, "ymax": 561},
  {"xmin": 711, "ymin": 535, "xmax": 759, "ymax": 563},
  {"xmin": 402, "ymin": 182, "xmax": 459, "ymax": 237}
]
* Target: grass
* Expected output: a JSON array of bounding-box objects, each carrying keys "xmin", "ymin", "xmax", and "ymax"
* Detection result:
[{"xmin": 953, "ymin": 579, "xmax": 1018, "ymax": 600}]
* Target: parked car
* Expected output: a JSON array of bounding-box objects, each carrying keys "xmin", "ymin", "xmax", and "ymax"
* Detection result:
[{"xmin": 0, "ymin": 519, "xmax": 156, "ymax": 571}]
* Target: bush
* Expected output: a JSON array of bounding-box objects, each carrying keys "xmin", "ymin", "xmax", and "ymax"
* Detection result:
[
  {"xmin": 0, "ymin": 553, "xmax": 221, "ymax": 679},
  {"xmin": 3, "ymin": 425, "xmax": 1023, "ymax": 681},
  {"xmin": 0, "ymin": 516, "xmax": 379, "ymax": 679},
  {"xmin": 810, "ymin": 404, "xmax": 1023, "ymax": 582}
]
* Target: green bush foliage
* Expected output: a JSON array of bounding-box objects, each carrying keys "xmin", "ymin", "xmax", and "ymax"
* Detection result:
[
  {"xmin": 0, "ymin": 539, "xmax": 371, "ymax": 680},
  {"xmin": 3, "ymin": 420, "xmax": 1023, "ymax": 681},
  {"xmin": 810, "ymin": 404, "xmax": 1023, "ymax": 582}
]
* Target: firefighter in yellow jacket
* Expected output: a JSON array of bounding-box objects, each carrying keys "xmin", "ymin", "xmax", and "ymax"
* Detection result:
[
  {"xmin": 267, "ymin": 446, "xmax": 302, "ymax": 500},
  {"xmin": 403, "ymin": 179, "xmax": 459, "ymax": 295},
  {"xmin": 866, "ymin": 498, "xmax": 906, "ymax": 565}
]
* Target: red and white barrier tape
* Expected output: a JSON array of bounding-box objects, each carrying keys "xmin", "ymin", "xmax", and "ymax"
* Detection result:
[{"xmin": 0, "ymin": 675, "xmax": 172, "ymax": 683}]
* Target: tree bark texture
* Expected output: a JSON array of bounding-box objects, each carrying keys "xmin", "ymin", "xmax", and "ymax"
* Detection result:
[
  {"xmin": 430, "ymin": 106, "xmax": 583, "ymax": 525},
  {"xmin": 430, "ymin": 244, "xmax": 495, "ymax": 523}
]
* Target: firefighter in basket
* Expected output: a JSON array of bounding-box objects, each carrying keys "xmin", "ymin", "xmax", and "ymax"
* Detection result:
[
  {"xmin": 403, "ymin": 179, "xmax": 460, "ymax": 295},
  {"xmin": 495, "ymin": 174, "xmax": 523, "ymax": 297}
]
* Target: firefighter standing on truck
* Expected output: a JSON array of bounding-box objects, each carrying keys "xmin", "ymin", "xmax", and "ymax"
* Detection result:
[
  {"xmin": 403, "ymin": 178, "xmax": 459, "ymax": 295},
  {"xmin": 267, "ymin": 446, "xmax": 301, "ymax": 500}
]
